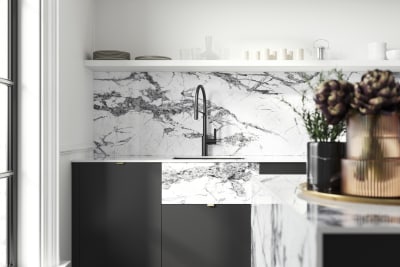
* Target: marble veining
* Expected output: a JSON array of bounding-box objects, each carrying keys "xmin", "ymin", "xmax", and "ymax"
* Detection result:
[
  {"xmin": 162, "ymin": 162, "xmax": 260, "ymax": 204},
  {"xmin": 251, "ymin": 204, "xmax": 316, "ymax": 267},
  {"xmin": 162, "ymin": 162, "xmax": 283, "ymax": 204},
  {"xmin": 93, "ymin": 71, "xmax": 362, "ymax": 158},
  {"xmin": 258, "ymin": 174, "xmax": 400, "ymax": 228},
  {"xmin": 251, "ymin": 174, "xmax": 400, "ymax": 267}
]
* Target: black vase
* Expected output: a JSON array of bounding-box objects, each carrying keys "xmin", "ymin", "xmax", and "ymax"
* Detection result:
[{"xmin": 307, "ymin": 142, "xmax": 346, "ymax": 193}]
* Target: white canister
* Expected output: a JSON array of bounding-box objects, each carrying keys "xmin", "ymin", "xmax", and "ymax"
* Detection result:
[
  {"xmin": 368, "ymin": 42, "xmax": 387, "ymax": 60},
  {"xmin": 295, "ymin": 48, "xmax": 304, "ymax": 60}
]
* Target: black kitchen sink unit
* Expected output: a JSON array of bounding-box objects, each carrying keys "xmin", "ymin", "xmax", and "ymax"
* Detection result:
[{"xmin": 72, "ymin": 162, "xmax": 251, "ymax": 267}]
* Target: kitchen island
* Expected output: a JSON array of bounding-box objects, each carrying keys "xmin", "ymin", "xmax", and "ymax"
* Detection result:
[{"xmin": 253, "ymin": 174, "xmax": 400, "ymax": 267}]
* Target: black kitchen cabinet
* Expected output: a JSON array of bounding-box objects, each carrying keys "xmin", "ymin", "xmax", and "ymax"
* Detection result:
[
  {"xmin": 324, "ymin": 234, "xmax": 400, "ymax": 267},
  {"xmin": 72, "ymin": 163, "xmax": 161, "ymax": 267},
  {"xmin": 162, "ymin": 204, "xmax": 251, "ymax": 267}
]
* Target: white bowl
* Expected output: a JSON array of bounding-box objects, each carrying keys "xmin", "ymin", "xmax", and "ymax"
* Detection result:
[{"xmin": 386, "ymin": 50, "xmax": 400, "ymax": 60}]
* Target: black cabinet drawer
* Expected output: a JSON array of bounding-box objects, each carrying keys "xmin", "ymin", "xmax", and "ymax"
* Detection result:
[
  {"xmin": 259, "ymin": 162, "xmax": 306, "ymax": 174},
  {"xmin": 162, "ymin": 204, "xmax": 251, "ymax": 267},
  {"xmin": 72, "ymin": 163, "xmax": 161, "ymax": 267}
]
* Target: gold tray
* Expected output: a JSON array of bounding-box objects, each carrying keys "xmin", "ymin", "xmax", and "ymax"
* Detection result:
[{"xmin": 298, "ymin": 183, "xmax": 400, "ymax": 206}]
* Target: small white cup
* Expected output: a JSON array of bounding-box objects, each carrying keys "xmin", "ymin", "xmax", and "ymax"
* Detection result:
[
  {"xmin": 368, "ymin": 42, "xmax": 387, "ymax": 60},
  {"xmin": 179, "ymin": 49, "xmax": 192, "ymax": 60},
  {"xmin": 386, "ymin": 50, "xmax": 400, "ymax": 60},
  {"xmin": 191, "ymin": 48, "xmax": 202, "ymax": 60}
]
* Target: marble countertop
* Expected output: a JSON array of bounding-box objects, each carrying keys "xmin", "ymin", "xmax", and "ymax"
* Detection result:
[
  {"xmin": 72, "ymin": 155, "xmax": 306, "ymax": 163},
  {"xmin": 252, "ymin": 176, "xmax": 400, "ymax": 267},
  {"xmin": 253, "ymin": 176, "xmax": 400, "ymax": 267},
  {"xmin": 72, "ymin": 156, "xmax": 400, "ymax": 230},
  {"xmin": 259, "ymin": 175, "xmax": 400, "ymax": 231}
]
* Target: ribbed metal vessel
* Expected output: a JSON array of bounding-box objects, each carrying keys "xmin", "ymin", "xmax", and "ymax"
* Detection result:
[
  {"xmin": 342, "ymin": 113, "xmax": 400, "ymax": 197},
  {"xmin": 346, "ymin": 137, "xmax": 400, "ymax": 159},
  {"xmin": 342, "ymin": 159, "xmax": 400, "ymax": 197}
]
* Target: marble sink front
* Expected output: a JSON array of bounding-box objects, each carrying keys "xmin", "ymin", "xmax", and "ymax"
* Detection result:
[
  {"xmin": 162, "ymin": 162, "xmax": 277, "ymax": 204},
  {"xmin": 172, "ymin": 156, "xmax": 245, "ymax": 160}
]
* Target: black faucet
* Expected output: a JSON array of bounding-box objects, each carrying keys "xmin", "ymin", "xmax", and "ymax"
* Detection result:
[{"xmin": 194, "ymin": 85, "xmax": 217, "ymax": 156}]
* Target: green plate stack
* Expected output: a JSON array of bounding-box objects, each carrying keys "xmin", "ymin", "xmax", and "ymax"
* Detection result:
[
  {"xmin": 135, "ymin": 56, "xmax": 171, "ymax": 60},
  {"xmin": 93, "ymin": 50, "xmax": 131, "ymax": 60}
]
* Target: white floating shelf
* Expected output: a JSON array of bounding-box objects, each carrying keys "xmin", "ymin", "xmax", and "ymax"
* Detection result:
[{"xmin": 84, "ymin": 60, "xmax": 400, "ymax": 72}]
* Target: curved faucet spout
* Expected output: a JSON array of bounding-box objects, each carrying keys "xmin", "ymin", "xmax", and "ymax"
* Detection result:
[
  {"xmin": 194, "ymin": 85, "xmax": 206, "ymax": 120},
  {"xmin": 193, "ymin": 85, "xmax": 216, "ymax": 156}
]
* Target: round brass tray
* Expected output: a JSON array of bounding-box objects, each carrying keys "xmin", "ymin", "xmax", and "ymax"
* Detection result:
[{"xmin": 298, "ymin": 183, "xmax": 400, "ymax": 206}]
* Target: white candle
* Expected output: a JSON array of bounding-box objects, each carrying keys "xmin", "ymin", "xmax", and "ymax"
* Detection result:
[
  {"xmin": 244, "ymin": 50, "xmax": 250, "ymax": 60},
  {"xmin": 256, "ymin": 51, "xmax": 261, "ymax": 60}
]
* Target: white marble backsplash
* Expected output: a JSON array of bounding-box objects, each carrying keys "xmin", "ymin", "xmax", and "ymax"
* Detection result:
[{"xmin": 93, "ymin": 71, "xmax": 363, "ymax": 158}]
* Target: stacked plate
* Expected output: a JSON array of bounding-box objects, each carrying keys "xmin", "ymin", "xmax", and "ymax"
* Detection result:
[
  {"xmin": 135, "ymin": 56, "xmax": 171, "ymax": 60},
  {"xmin": 93, "ymin": 50, "xmax": 131, "ymax": 60}
]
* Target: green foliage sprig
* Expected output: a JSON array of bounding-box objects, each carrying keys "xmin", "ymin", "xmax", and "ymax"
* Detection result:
[
  {"xmin": 302, "ymin": 107, "xmax": 345, "ymax": 142},
  {"xmin": 282, "ymin": 69, "xmax": 347, "ymax": 142}
]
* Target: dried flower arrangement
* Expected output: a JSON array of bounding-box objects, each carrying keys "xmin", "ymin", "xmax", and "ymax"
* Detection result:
[
  {"xmin": 316, "ymin": 69, "xmax": 400, "ymax": 197},
  {"xmin": 316, "ymin": 69, "xmax": 400, "ymax": 122}
]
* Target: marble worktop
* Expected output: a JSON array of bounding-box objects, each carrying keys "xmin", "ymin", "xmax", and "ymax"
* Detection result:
[
  {"xmin": 72, "ymin": 155, "xmax": 306, "ymax": 163},
  {"xmin": 257, "ymin": 175, "xmax": 400, "ymax": 230},
  {"xmin": 252, "ymin": 175, "xmax": 400, "ymax": 267}
]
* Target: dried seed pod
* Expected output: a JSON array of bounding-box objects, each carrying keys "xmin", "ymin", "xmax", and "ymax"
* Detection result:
[
  {"xmin": 315, "ymin": 80, "xmax": 354, "ymax": 125},
  {"xmin": 351, "ymin": 70, "xmax": 400, "ymax": 114}
]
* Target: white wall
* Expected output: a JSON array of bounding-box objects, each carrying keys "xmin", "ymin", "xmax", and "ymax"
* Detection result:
[
  {"xmin": 94, "ymin": 0, "xmax": 400, "ymax": 60},
  {"xmin": 59, "ymin": 0, "xmax": 94, "ymax": 263},
  {"xmin": 59, "ymin": 148, "xmax": 92, "ymax": 263},
  {"xmin": 60, "ymin": 0, "xmax": 94, "ymax": 152},
  {"xmin": 18, "ymin": 0, "xmax": 41, "ymax": 266}
]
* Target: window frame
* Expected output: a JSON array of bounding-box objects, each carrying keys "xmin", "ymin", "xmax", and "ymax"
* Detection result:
[{"xmin": 0, "ymin": 0, "xmax": 18, "ymax": 266}]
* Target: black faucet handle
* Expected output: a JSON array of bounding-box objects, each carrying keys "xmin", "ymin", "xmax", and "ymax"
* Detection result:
[{"xmin": 207, "ymin": 128, "xmax": 218, "ymax": 145}]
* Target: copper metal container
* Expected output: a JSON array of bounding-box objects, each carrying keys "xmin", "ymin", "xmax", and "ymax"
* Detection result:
[
  {"xmin": 341, "ymin": 113, "xmax": 400, "ymax": 197},
  {"xmin": 346, "ymin": 113, "xmax": 400, "ymax": 159},
  {"xmin": 342, "ymin": 159, "xmax": 400, "ymax": 197}
]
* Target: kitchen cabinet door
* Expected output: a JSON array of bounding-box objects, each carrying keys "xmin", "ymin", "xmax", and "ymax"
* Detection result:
[
  {"xmin": 162, "ymin": 204, "xmax": 251, "ymax": 267},
  {"xmin": 72, "ymin": 163, "xmax": 161, "ymax": 267},
  {"xmin": 324, "ymin": 234, "xmax": 400, "ymax": 267}
]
